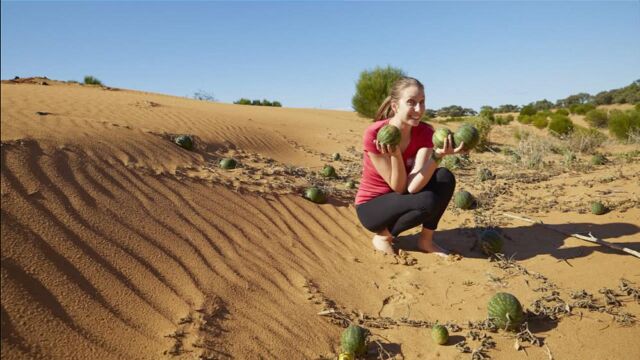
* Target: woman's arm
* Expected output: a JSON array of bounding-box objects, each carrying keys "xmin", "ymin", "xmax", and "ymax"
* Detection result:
[
  {"xmin": 368, "ymin": 145, "xmax": 407, "ymax": 193},
  {"xmin": 407, "ymin": 148, "xmax": 438, "ymax": 194}
]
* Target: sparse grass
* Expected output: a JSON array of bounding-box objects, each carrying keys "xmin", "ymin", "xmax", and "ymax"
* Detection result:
[
  {"xmin": 83, "ymin": 75, "xmax": 103, "ymax": 86},
  {"xmin": 565, "ymin": 125, "xmax": 607, "ymax": 154}
]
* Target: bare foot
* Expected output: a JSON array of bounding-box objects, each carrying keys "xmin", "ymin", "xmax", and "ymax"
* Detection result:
[
  {"xmin": 417, "ymin": 238, "xmax": 449, "ymax": 257},
  {"xmin": 372, "ymin": 235, "xmax": 395, "ymax": 255}
]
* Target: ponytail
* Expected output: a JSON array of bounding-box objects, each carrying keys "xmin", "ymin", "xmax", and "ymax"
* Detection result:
[{"xmin": 374, "ymin": 96, "xmax": 394, "ymax": 122}]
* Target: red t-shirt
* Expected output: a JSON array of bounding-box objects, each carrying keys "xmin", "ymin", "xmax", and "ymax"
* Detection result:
[{"xmin": 355, "ymin": 119, "xmax": 434, "ymax": 205}]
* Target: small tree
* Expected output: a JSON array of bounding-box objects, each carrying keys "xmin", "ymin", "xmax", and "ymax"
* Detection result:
[
  {"xmin": 234, "ymin": 98, "xmax": 252, "ymax": 105},
  {"xmin": 520, "ymin": 105, "xmax": 537, "ymax": 116},
  {"xmin": 548, "ymin": 114, "xmax": 574, "ymax": 136},
  {"xmin": 608, "ymin": 109, "xmax": 640, "ymax": 141},
  {"xmin": 252, "ymin": 99, "xmax": 261, "ymax": 106},
  {"xmin": 272, "ymin": 101, "xmax": 282, "ymax": 107},
  {"xmin": 84, "ymin": 75, "xmax": 103, "ymax": 86},
  {"xmin": 352, "ymin": 65, "xmax": 406, "ymax": 119},
  {"xmin": 585, "ymin": 109, "xmax": 608, "ymax": 128}
]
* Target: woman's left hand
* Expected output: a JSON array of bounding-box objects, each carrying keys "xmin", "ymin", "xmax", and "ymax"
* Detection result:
[{"xmin": 434, "ymin": 134, "xmax": 466, "ymax": 157}]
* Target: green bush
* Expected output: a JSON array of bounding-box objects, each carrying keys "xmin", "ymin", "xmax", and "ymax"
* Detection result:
[
  {"xmin": 234, "ymin": 98, "xmax": 252, "ymax": 105},
  {"xmin": 520, "ymin": 105, "xmax": 537, "ymax": 116},
  {"xmin": 608, "ymin": 109, "xmax": 640, "ymax": 140},
  {"xmin": 83, "ymin": 75, "xmax": 103, "ymax": 86},
  {"xmin": 532, "ymin": 114, "xmax": 549, "ymax": 129},
  {"xmin": 555, "ymin": 108, "xmax": 570, "ymax": 116},
  {"xmin": 517, "ymin": 115, "xmax": 533, "ymax": 124},
  {"xmin": 480, "ymin": 106, "xmax": 495, "ymax": 121},
  {"xmin": 566, "ymin": 125, "xmax": 607, "ymax": 154},
  {"xmin": 352, "ymin": 65, "xmax": 406, "ymax": 119},
  {"xmin": 272, "ymin": 101, "xmax": 282, "ymax": 107},
  {"xmin": 494, "ymin": 114, "xmax": 513, "ymax": 125},
  {"xmin": 548, "ymin": 114, "xmax": 574, "ymax": 136},
  {"xmin": 635, "ymin": 103, "xmax": 640, "ymax": 111},
  {"xmin": 569, "ymin": 103, "xmax": 596, "ymax": 115},
  {"xmin": 466, "ymin": 117, "xmax": 493, "ymax": 151},
  {"xmin": 585, "ymin": 109, "xmax": 608, "ymax": 128}
]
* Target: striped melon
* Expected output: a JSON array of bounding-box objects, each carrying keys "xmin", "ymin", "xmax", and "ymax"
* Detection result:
[
  {"xmin": 480, "ymin": 229, "xmax": 503, "ymax": 256},
  {"xmin": 432, "ymin": 128, "xmax": 453, "ymax": 149},
  {"xmin": 453, "ymin": 124, "xmax": 479, "ymax": 151},
  {"xmin": 454, "ymin": 190, "xmax": 474, "ymax": 210},
  {"xmin": 488, "ymin": 292, "xmax": 524, "ymax": 331},
  {"xmin": 219, "ymin": 158, "xmax": 237, "ymax": 169},
  {"xmin": 304, "ymin": 187, "xmax": 326, "ymax": 204},
  {"xmin": 320, "ymin": 165, "xmax": 337, "ymax": 178},
  {"xmin": 174, "ymin": 135, "xmax": 194, "ymax": 150},
  {"xmin": 340, "ymin": 324, "xmax": 368, "ymax": 356},
  {"xmin": 376, "ymin": 124, "xmax": 401, "ymax": 146},
  {"xmin": 431, "ymin": 325, "xmax": 449, "ymax": 345},
  {"xmin": 591, "ymin": 201, "xmax": 607, "ymax": 215}
]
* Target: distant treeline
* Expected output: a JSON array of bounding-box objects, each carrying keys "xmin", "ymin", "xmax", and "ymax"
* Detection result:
[
  {"xmin": 234, "ymin": 98, "xmax": 282, "ymax": 107},
  {"xmin": 426, "ymin": 80, "xmax": 640, "ymax": 118}
]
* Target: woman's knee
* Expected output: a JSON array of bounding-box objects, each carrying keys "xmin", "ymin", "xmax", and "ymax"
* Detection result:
[{"xmin": 435, "ymin": 167, "xmax": 456, "ymax": 191}]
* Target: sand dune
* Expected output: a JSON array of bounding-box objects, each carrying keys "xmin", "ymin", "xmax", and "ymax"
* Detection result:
[{"xmin": 2, "ymin": 79, "xmax": 639, "ymax": 359}]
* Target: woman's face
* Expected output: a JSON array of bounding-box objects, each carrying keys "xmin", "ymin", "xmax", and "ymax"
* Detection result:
[{"xmin": 393, "ymin": 85, "xmax": 425, "ymax": 127}]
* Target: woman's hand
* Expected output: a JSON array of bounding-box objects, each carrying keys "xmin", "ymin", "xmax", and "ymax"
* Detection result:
[
  {"xmin": 374, "ymin": 140, "xmax": 401, "ymax": 157},
  {"xmin": 434, "ymin": 134, "xmax": 466, "ymax": 158}
]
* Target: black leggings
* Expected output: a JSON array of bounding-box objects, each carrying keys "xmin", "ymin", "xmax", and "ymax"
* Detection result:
[{"xmin": 355, "ymin": 168, "xmax": 456, "ymax": 236}]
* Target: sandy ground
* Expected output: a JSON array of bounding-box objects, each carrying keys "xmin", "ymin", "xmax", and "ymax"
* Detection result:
[{"xmin": 1, "ymin": 78, "xmax": 639, "ymax": 360}]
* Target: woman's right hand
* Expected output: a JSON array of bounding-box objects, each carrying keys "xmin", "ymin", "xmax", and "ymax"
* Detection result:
[{"xmin": 374, "ymin": 140, "xmax": 401, "ymax": 157}]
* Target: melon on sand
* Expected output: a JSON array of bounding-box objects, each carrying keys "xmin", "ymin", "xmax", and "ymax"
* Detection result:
[
  {"xmin": 219, "ymin": 158, "xmax": 237, "ymax": 169},
  {"xmin": 454, "ymin": 190, "xmax": 474, "ymax": 210},
  {"xmin": 479, "ymin": 229, "xmax": 504, "ymax": 256},
  {"xmin": 376, "ymin": 124, "xmax": 401, "ymax": 146},
  {"xmin": 340, "ymin": 324, "xmax": 368, "ymax": 356},
  {"xmin": 431, "ymin": 325, "xmax": 449, "ymax": 345},
  {"xmin": 174, "ymin": 134, "xmax": 194, "ymax": 150},
  {"xmin": 320, "ymin": 165, "xmax": 337, "ymax": 178},
  {"xmin": 345, "ymin": 180, "xmax": 357, "ymax": 189},
  {"xmin": 332, "ymin": 152, "xmax": 341, "ymax": 161},
  {"xmin": 432, "ymin": 127, "xmax": 453, "ymax": 149},
  {"xmin": 591, "ymin": 201, "xmax": 608, "ymax": 215},
  {"xmin": 304, "ymin": 187, "xmax": 326, "ymax": 204},
  {"xmin": 488, "ymin": 292, "xmax": 525, "ymax": 331},
  {"xmin": 453, "ymin": 124, "xmax": 480, "ymax": 151}
]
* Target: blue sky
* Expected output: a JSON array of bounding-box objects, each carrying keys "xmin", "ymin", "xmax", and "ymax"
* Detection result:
[{"xmin": 2, "ymin": 1, "xmax": 638, "ymax": 111}]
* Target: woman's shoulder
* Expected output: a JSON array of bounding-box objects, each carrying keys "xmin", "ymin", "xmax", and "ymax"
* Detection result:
[{"xmin": 415, "ymin": 121, "xmax": 435, "ymax": 135}]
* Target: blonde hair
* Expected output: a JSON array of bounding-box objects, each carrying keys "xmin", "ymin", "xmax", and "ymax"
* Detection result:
[{"xmin": 374, "ymin": 77, "xmax": 424, "ymax": 121}]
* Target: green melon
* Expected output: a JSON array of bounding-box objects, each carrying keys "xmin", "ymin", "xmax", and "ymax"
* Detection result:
[
  {"xmin": 480, "ymin": 229, "xmax": 504, "ymax": 256},
  {"xmin": 174, "ymin": 135, "xmax": 194, "ymax": 150},
  {"xmin": 340, "ymin": 324, "xmax": 368, "ymax": 356},
  {"xmin": 477, "ymin": 168, "xmax": 495, "ymax": 181},
  {"xmin": 432, "ymin": 128, "xmax": 453, "ymax": 149},
  {"xmin": 590, "ymin": 154, "xmax": 607, "ymax": 166},
  {"xmin": 441, "ymin": 155, "xmax": 462, "ymax": 170},
  {"xmin": 332, "ymin": 152, "xmax": 341, "ymax": 161},
  {"xmin": 431, "ymin": 325, "xmax": 449, "ymax": 345},
  {"xmin": 320, "ymin": 165, "xmax": 337, "ymax": 178},
  {"xmin": 591, "ymin": 201, "xmax": 607, "ymax": 215},
  {"xmin": 376, "ymin": 124, "xmax": 401, "ymax": 146},
  {"xmin": 488, "ymin": 292, "xmax": 524, "ymax": 331},
  {"xmin": 219, "ymin": 158, "xmax": 237, "ymax": 169},
  {"xmin": 453, "ymin": 124, "xmax": 479, "ymax": 151},
  {"xmin": 345, "ymin": 180, "xmax": 356, "ymax": 189},
  {"xmin": 304, "ymin": 187, "xmax": 326, "ymax": 204},
  {"xmin": 454, "ymin": 190, "xmax": 474, "ymax": 210}
]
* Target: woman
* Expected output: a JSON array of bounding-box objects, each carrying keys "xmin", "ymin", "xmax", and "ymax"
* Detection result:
[{"xmin": 355, "ymin": 77, "xmax": 465, "ymax": 255}]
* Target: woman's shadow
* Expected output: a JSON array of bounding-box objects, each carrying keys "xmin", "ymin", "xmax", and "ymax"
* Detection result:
[{"xmin": 394, "ymin": 221, "xmax": 640, "ymax": 261}]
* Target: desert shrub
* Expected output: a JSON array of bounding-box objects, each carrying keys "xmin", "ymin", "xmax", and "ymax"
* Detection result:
[
  {"xmin": 83, "ymin": 75, "xmax": 103, "ymax": 86},
  {"xmin": 251, "ymin": 99, "xmax": 261, "ymax": 105},
  {"xmin": 513, "ymin": 128, "xmax": 531, "ymax": 141},
  {"xmin": 518, "ymin": 115, "xmax": 533, "ymax": 124},
  {"xmin": 520, "ymin": 105, "xmax": 537, "ymax": 116},
  {"xmin": 635, "ymin": 103, "xmax": 640, "ymax": 111},
  {"xmin": 555, "ymin": 108, "xmax": 570, "ymax": 116},
  {"xmin": 480, "ymin": 106, "xmax": 495, "ymax": 121},
  {"xmin": 565, "ymin": 125, "xmax": 607, "ymax": 154},
  {"xmin": 515, "ymin": 133, "xmax": 554, "ymax": 169},
  {"xmin": 272, "ymin": 101, "xmax": 282, "ymax": 107},
  {"xmin": 466, "ymin": 117, "xmax": 493, "ymax": 151},
  {"xmin": 532, "ymin": 114, "xmax": 549, "ymax": 129},
  {"xmin": 585, "ymin": 109, "xmax": 608, "ymax": 128},
  {"xmin": 548, "ymin": 114, "xmax": 574, "ymax": 136},
  {"xmin": 608, "ymin": 109, "xmax": 640, "ymax": 141},
  {"xmin": 352, "ymin": 65, "xmax": 406, "ymax": 119},
  {"xmin": 494, "ymin": 114, "xmax": 513, "ymax": 125},
  {"xmin": 234, "ymin": 98, "xmax": 252, "ymax": 105},
  {"xmin": 569, "ymin": 103, "xmax": 596, "ymax": 115}
]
